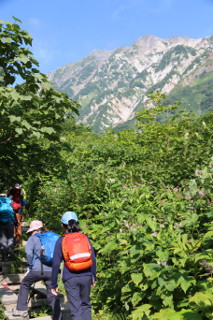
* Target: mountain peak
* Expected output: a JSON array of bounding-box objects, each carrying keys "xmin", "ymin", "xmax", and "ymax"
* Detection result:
[
  {"xmin": 132, "ymin": 35, "xmax": 166, "ymax": 52},
  {"xmin": 133, "ymin": 35, "xmax": 161, "ymax": 46},
  {"xmin": 88, "ymin": 49, "xmax": 113, "ymax": 59},
  {"xmin": 48, "ymin": 35, "xmax": 213, "ymax": 132}
]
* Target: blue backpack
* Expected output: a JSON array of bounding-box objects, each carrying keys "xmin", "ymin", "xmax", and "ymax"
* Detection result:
[
  {"xmin": 35, "ymin": 231, "xmax": 59, "ymax": 266},
  {"xmin": 0, "ymin": 196, "xmax": 14, "ymax": 223}
]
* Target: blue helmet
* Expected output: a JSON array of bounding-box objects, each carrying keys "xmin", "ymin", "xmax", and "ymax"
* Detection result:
[{"xmin": 61, "ymin": 211, "xmax": 78, "ymax": 225}]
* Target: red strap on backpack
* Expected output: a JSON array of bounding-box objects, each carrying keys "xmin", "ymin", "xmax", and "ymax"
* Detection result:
[
  {"xmin": 12, "ymin": 201, "xmax": 21, "ymax": 210},
  {"xmin": 62, "ymin": 233, "xmax": 93, "ymax": 272}
]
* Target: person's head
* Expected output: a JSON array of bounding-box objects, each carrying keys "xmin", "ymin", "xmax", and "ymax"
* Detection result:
[
  {"xmin": 0, "ymin": 193, "xmax": 7, "ymax": 197},
  {"xmin": 61, "ymin": 211, "xmax": 80, "ymax": 233},
  {"xmin": 15, "ymin": 183, "xmax": 21, "ymax": 189},
  {"xmin": 26, "ymin": 220, "xmax": 43, "ymax": 234}
]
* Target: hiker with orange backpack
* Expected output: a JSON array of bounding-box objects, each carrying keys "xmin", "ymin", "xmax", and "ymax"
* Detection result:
[
  {"xmin": 8, "ymin": 183, "xmax": 24, "ymax": 245},
  {"xmin": 51, "ymin": 211, "xmax": 96, "ymax": 320}
]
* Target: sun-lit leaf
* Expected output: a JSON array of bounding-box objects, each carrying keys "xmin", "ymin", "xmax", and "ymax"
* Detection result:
[{"xmin": 131, "ymin": 273, "xmax": 143, "ymax": 286}]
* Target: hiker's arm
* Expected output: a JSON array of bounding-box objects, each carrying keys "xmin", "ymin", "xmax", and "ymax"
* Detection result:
[
  {"xmin": 88, "ymin": 238, "xmax": 97, "ymax": 284},
  {"xmin": 25, "ymin": 236, "xmax": 35, "ymax": 267},
  {"xmin": 51, "ymin": 237, "xmax": 63, "ymax": 289}
]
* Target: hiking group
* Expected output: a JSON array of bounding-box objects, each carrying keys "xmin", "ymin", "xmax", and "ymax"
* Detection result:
[
  {"xmin": 11, "ymin": 211, "xmax": 96, "ymax": 320},
  {"xmin": 0, "ymin": 183, "xmax": 27, "ymax": 261}
]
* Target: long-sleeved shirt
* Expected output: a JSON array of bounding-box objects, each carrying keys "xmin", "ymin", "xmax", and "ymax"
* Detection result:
[
  {"xmin": 26, "ymin": 234, "xmax": 52, "ymax": 272},
  {"xmin": 51, "ymin": 233, "xmax": 96, "ymax": 289}
]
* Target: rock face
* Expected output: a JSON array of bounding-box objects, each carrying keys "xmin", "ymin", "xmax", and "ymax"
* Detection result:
[{"xmin": 47, "ymin": 35, "xmax": 213, "ymax": 132}]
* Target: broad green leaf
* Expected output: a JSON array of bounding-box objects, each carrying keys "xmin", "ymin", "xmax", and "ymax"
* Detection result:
[
  {"xmin": 139, "ymin": 283, "xmax": 149, "ymax": 291},
  {"xmin": 180, "ymin": 279, "xmax": 191, "ymax": 294},
  {"xmin": 15, "ymin": 128, "xmax": 23, "ymax": 134},
  {"xmin": 131, "ymin": 273, "xmax": 143, "ymax": 286},
  {"xmin": 40, "ymin": 127, "xmax": 56, "ymax": 134},
  {"xmin": 143, "ymin": 263, "xmax": 161, "ymax": 280},
  {"xmin": 153, "ymin": 308, "xmax": 183, "ymax": 320},
  {"xmin": 22, "ymin": 95, "xmax": 32, "ymax": 101},
  {"xmin": 165, "ymin": 279, "xmax": 178, "ymax": 292},
  {"xmin": 42, "ymin": 81, "xmax": 52, "ymax": 90},
  {"xmin": 179, "ymin": 309, "xmax": 202, "ymax": 320},
  {"xmin": 121, "ymin": 284, "xmax": 132, "ymax": 294},
  {"xmin": 100, "ymin": 241, "xmax": 118, "ymax": 254},
  {"xmin": 22, "ymin": 120, "xmax": 32, "ymax": 130},
  {"xmin": 158, "ymin": 277, "xmax": 166, "ymax": 288},
  {"xmin": 131, "ymin": 292, "xmax": 143, "ymax": 306},
  {"xmin": 189, "ymin": 292, "xmax": 213, "ymax": 306},
  {"xmin": 177, "ymin": 274, "xmax": 196, "ymax": 294},
  {"xmin": 9, "ymin": 115, "xmax": 21, "ymax": 124},
  {"xmin": 32, "ymin": 131, "xmax": 41, "ymax": 137},
  {"xmin": 162, "ymin": 294, "xmax": 174, "ymax": 308},
  {"xmin": 131, "ymin": 304, "xmax": 152, "ymax": 320},
  {"xmin": 10, "ymin": 91, "xmax": 20, "ymax": 101},
  {"xmin": 13, "ymin": 54, "xmax": 30, "ymax": 64}
]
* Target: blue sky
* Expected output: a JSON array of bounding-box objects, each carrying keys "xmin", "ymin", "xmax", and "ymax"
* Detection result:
[{"xmin": 1, "ymin": 0, "xmax": 213, "ymax": 73}]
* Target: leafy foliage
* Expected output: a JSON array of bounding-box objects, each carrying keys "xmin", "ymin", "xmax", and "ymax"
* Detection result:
[
  {"xmin": 0, "ymin": 18, "xmax": 79, "ymax": 188},
  {"xmin": 31, "ymin": 94, "xmax": 213, "ymax": 319}
]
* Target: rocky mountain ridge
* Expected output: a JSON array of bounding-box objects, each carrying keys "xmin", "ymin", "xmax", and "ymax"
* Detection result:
[{"xmin": 48, "ymin": 35, "xmax": 213, "ymax": 132}]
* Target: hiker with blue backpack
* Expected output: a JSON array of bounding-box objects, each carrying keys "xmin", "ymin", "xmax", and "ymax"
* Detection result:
[
  {"xmin": 0, "ymin": 193, "xmax": 16, "ymax": 261},
  {"xmin": 13, "ymin": 220, "xmax": 63, "ymax": 319},
  {"xmin": 51, "ymin": 211, "xmax": 96, "ymax": 320}
]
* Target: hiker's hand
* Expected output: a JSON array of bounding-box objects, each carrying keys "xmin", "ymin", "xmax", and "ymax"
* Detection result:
[
  {"xmin": 91, "ymin": 275, "xmax": 96, "ymax": 288},
  {"xmin": 51, "ymin": 288, "xmax": 58, "ymax": 296}
]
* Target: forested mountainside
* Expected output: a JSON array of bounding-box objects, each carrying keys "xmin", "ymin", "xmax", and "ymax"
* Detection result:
[{"xmin": 48, "ymin": 35, "xmax": 213, "ymax": 132}]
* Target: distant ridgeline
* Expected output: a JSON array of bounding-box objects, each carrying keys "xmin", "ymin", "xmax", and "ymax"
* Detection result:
[{"xmin": 47, "ymin": 35, "xmax": 213, "ymax": 133}]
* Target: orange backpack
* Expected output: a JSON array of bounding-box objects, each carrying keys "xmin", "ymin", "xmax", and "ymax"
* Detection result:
[{"xmin": 62, "ymin": 233, "xmax": 93, "ymax": 272}]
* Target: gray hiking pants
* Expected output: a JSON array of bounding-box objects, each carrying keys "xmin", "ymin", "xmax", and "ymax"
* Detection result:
[
  {"xmin": 0, "ymin": 221, "xmax": 14, "ymax": 254},
  {"xmin": 64, "ymin": 275, "xmax": 92, "ymax": 320},
  {"xmin": 16, "ymin": 270, "xmax": 63, "ymax": 320}
]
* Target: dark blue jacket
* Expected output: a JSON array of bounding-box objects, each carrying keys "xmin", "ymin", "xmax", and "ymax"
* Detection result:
[{"xmin": 51, "ymin": 233, "xmax": 96, "ymax": 289}]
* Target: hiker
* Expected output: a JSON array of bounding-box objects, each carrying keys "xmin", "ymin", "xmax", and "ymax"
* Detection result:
[
  {"xmin": 13, "ymin": 220, "xmax": 63, "ymax": 320},
  {"xmin": 8, "ymin": 183, "xmax": 24, "ymax": 245},
  {"xmin": 51, "ymin": 211, "xmax": 96, "ymax": 320},
  {"xmin": 0, "ymin": 193, "xmax": 16, "ymax": 261}
]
